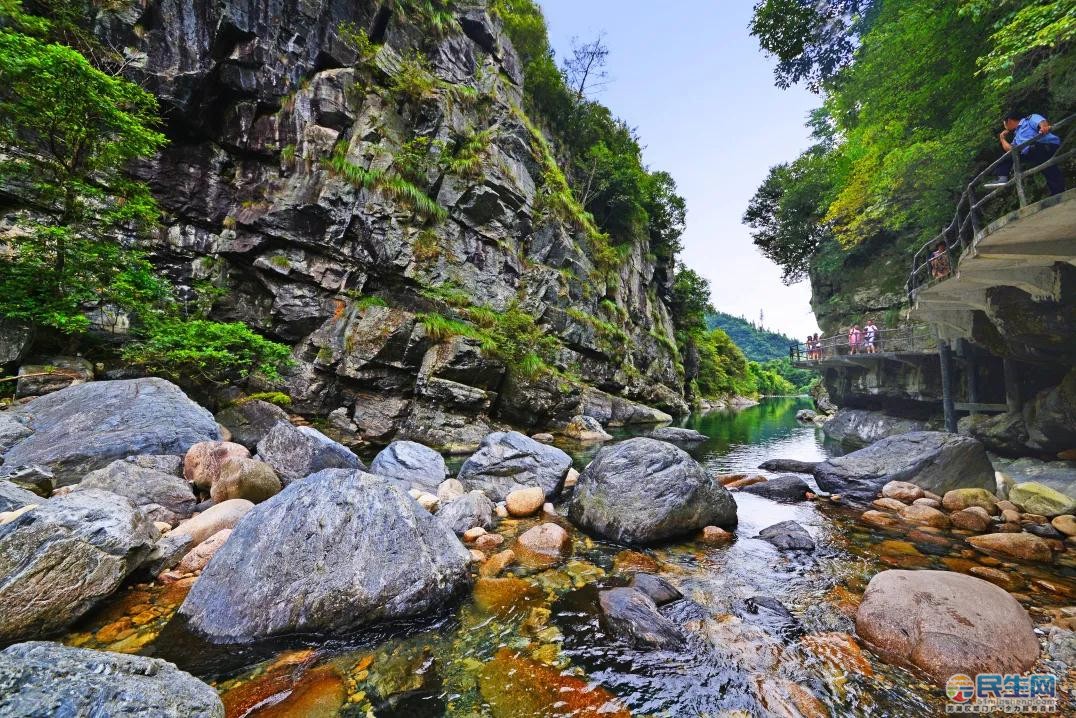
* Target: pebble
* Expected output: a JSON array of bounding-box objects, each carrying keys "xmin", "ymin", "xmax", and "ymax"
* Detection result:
[
  {"xmin": 437, "ymin": 479, "xmax": 465, "ymax": 503},
  {"xmin": 416, "ymin": 493, "xmax": 439, "ymax": 512},
  {"xmin": 861, "ymin": 510, "xmax": 901, "ymax": 529},
  {"xmin": 724, "ymin": 475, "xmax": 768, "ymax": 490},
  {"xmin": 872, "ymin": 498, "xmax": 907, "ymax": 512},
  {"xmin": 469, "ymin": 549, "xmax": 487, "ymax": 563},
  {"xmin": 494, "ymin": 503, "xmax": 509, "ymax": 518},
  {"xmin": 463, "ymin": 527, "xmax": 487, "ymax": 543},
  {"xmin": 479, "ymin": 550, "xmax": 516, "ymax": 578},
  {"xmin": 1051, "ymin": 515, "xmax": 1076, "ymax": 537},
  {"xmin": 997, "ymin": 500, "xmax": 1019, "ymax": 513},
  {"xmin": 474, "ymin": 533, "xmax": 505, "ymax": 551},
  {"xmin": 542, "ymin": 502, "xmax": 557, "ymax": 517},
  {"xmin": 1001, "ymin": 509, "xmax": 1021, "ymax": 523},
  {"xmin": 899, "ymin": 503, "xmax": 950, "ymax": 528},
  {"xmin": 950, "ymin": 507, "xmax": 991, "ymax": 532},
  {"xmin": 563, "ymin": 468, "xmax": 579, "ymax": 489},
  {"xmin": 506, "ymin": 487, "xmax": 545, "ymax": 517},
  {"xmin": 967, "ymin": 532, "xmax": 1053, "ymax": 563},
  {"xmin": 913, "ymin": 497, "xmax": 942, "ymax": 509},
  {"xmin": 969, "ymin": 566, "xmax": 1024, "ymax": 591},
  {"xmin": 700, "ymin": 526, "xmax": 733, "ymax": 544},
  {"xmin": 882, "ymin": 481, "xmax": 924, "ymax": 503}
]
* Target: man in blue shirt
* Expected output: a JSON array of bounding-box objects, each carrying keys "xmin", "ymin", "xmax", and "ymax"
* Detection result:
[{"xmin": 985, "ymin": 111, "xmax": 1064, "ymax": 195}]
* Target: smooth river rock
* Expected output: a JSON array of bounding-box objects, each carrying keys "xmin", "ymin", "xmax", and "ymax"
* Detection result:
[
  {"xmin": 255, "ymin": 421, "xmax": 363, "ymax": 485},
  {"xmin": 369, "ymin": 440, "xmax": 449, "ymax": 491},
  {"xmin": 813, "ymin": 432, "xmax": 995, "ymax": 503},
  {"xmin": 77, "ymin": 458, "xmax": 197, "ymax": 522},
  {"xmin": 855, "ymin": 570, "xmax": 1040, "ymax": 683},
  {"xmin": 458, "ymin": 431, "xmax": 572, "ymax": 502},
  {"xmin": 1008, "ymin": 481, "xmax": 1076, "ymax": 518},
  {"xmin": 739, "ymin": 475, "xmax": 811, "ymax": 502},
  {"xmin": 756, "ymin": 520, "xmax": 815, "ymax": 551},
  {"xmin": 437, "ymin": 490, "xmax": 495, "ymax": 535},
  {"xmin": 0, "ymin": 378, "xmax": 220, "ymax": 486},
  {"xmin": 178, "ymin": 470, "xmax": 471, "ymax": 642},
  {"xmin": 0, "ymin": 490, "xmax": 157, "ymax": 642},
  {"xmin": 648, "ymin": 427, "xmax": 707, "ymax": 443},
  {"xmin": 598, "ymin": 587, "xmax": 685, "ymax": 649},
  {"xmin": 569, "ymin": 437, "xmax": 736, "ymax": 544},
  {"xmin": 822, "ymin": 409, "xmax": 930, "ymax": 448},
  {"xmin": 0, "ymin": 641, "xmax": 223, "ymax": 717}
]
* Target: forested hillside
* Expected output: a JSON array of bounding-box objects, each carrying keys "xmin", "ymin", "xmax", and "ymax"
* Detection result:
[
  {"xmin": 706, "ymin": 311, "xmax": 797, "ymax": 362},
  {"xmin": 745, "ymin": 0, "xmax": 1074, "ymax": 333}
]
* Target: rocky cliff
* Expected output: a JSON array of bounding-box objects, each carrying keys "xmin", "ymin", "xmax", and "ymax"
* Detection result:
[{"xmin": 85, "ymin": 0, "xmax": 686, "ymax": 450}]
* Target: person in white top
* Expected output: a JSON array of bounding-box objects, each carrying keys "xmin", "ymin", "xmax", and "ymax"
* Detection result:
[{"xmin": 864, "ymin": 319, "xmax": 879, "ymax": 354}]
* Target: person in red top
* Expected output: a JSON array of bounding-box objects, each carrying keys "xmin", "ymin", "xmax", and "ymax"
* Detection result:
[{"xmin": 848, "ymin": 325, "xmax": 862, "ymax": 355}]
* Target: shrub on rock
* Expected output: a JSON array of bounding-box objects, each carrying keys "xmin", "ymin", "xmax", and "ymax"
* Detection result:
[{"xmin": 568, "ymin": 438, "xmax": 736, "ymax": 544}]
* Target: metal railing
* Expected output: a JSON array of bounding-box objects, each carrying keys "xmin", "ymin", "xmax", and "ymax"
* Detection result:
[
  {"xmin": 907, "ymin": 112, "xmax": 1075, "ymax": 298},
  {"xmin": 790, "ymin": 324, "xmax": 936, "ymax": 363}
]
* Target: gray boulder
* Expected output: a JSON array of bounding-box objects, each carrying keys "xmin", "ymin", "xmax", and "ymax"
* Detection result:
[
  {"xmin": 598, "ymin": 587, "xmax": 685, "ymax": 649},
  {"xmin": 562, "ymin": 415, "xmax": 612, "ymax": 442},
  {"xmin": 370, "ymin": 440, "xmax": 449, "ymax": 490},
  {"xmin": 734, "ymin": 596, "xmax": 802, "ymax": 640},
  {"xmin": 568, "ymin": 438, "xmax": 737, "ymax": 544},
  {"xmin": 0, "ymin": 490, "xmax": 157, "ymax": 642},
  {"xmin": 0, "ymin": 482, "xmax": 39, "ymax": 513},
  {"xmin": 436, "ymin": 490, "xmax": 495, "ymax": 535},
  {"xmin": 739, "ymin": 475, "xmax": 811, "ymax": 502},
  {"xmin": 0, "ymin": 378, "xmax": 220, "ymax": 486},
  {"xmin": 178, "ymin": 470, "xmax": 471, "ymax": 643},
  {"xmin": 629, "ymin": 573, "xmax": 682, "ymax": 606},
  {"xmin": 78, "ymin": 459, "xmax": 197, "ymax": 521},
  {"xmin": 648, "ymin": 427, "xmax": 707, "ymax": 443},
  {"xmin": 813, "ymin": 431, "xmax": 995, "ymax": 503},
  {"xmin": 215, "ymin": 399, "xmax": 291, "ymax": 450},
  {"xmin": 823, "ymin": 409, "xmax": 930, "ymax": 448},
  {"xmin": 758, "ymin": 458, "xmax": 819, "ymax": 474},
  {"xmin": 255, "ymin": 421, "xmax": 363, "ymax": 485},
  {"xmin": 15, "ymin": 356, "xmax": 94, "ymax": 398},
  {"xmin": 0, "ymin": 641, "xmax": 223, "ymax": 717},
  {"xmin": 0, "ymin": 465, "xmax": 53, "ymax": 497},
  {"xmin": 457, "ymin": 431, "xmax": 572, "ymax": 501},
  {"xmin": 755, "ymin": 521, "xmax": 815, "ymax": 551},
  {"xmin": 0, "ymin": 414, "xmax": 32, "ymax": 455}
]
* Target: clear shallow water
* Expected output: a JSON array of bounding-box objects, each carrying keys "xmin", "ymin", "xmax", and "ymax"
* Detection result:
[{"xmin": 61, "ymin": 398, "xmax": 1075, "ymax": 717}]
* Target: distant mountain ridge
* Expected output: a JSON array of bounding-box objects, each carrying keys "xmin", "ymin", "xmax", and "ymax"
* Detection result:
[{"xmin": 706, "ymin": 312, "xmax": 797, "ymax": 362}]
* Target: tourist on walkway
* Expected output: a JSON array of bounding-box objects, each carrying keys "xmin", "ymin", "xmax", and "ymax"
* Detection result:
[
  {"xmin": 864, "ymin": 319, "xmax": 878, "ymax": 354},
  {"xmin": 848, "ymin": 325, "xmax": 862, "ymax": 355},
  {"xmin": 929, "ymin": 242, "xmax": 951, "ymax": 280},
  {"xmin": 985, "ymin": 111, "xmax": 1065, "ymax": 196}
]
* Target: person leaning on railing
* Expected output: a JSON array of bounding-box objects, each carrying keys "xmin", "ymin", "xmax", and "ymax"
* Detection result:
[{"xmin": 985, "ymin": 111, "xmax": 1065, "ymax": 195}]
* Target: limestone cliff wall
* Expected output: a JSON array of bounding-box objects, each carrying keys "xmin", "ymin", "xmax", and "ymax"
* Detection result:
[{"xmin": 85, "ymin": 0, "xmax": 687, "ymax": 449}]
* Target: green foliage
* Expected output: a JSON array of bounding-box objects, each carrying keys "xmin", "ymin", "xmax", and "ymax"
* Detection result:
[
  {"xmin": 670, "ymin": 265, "xmax": 714, "ymax": 333},
  {"xmin": 691, "ymin": 328, "xmax": 757, "ymax": 399},
  {"xmin": 390, "ymin": 51, "xmax": 439, "ymax": 102},
  {"xmin": 749, "ymin": 360, "xmax": 797, "ymax": 396},
  {"xmin": 336, "ymin": 21, "xmax": 377, "ymax": 62},
  {"xmin": 441, "ymin": 127, "xmax": 495, "ymax": 179},
  {"xmin": 229, "ymin": 391, "xmax": 293, "ymax": 408},
  {"xmin": 706, "ymin": 311, "xmax": 800, "ymax": 362},
  {"xmin": 420, "ymin": 281, "xmax": 473, "ymax": 308},
  {"xmin": 759, "ymin": 357, "xmax": 816, "ymax": 393},
  {"xmin": 417, "ymin": 312, "xmax": 480, "ymax": 342},
  {"xmin": 386, "ymin": 0, "xmax": 457, "ymax": 36},
  {"xmin": 962, "ymin": 1, "xmax": 1076, "ymax": 89},
  {"xmin": 351, "ymin": 294, "xmax": 388, "ymax": 311},
  {"xmin": 325, "ymin": 143, "xmax": 447, "ymax": 222},
  {"xmin": 123, "ymin": 319, "xmax": 293, "ymax": 384}
]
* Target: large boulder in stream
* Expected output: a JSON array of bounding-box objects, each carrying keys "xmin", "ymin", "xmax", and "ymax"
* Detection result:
[
  {"xmin": 0, "ymin": 490, "xmax": 157, "ymax": 642},
  {"xmin": 255, "ymin": 421, "xmax": 363, "ymax": 486},
  {"xmin": 458, "ymin": 431, "xmax": 572, "ymax": 502},
  {"xmin": 856, "ymin": 570, "xmax": 1039, "ymax": 684},
  {"xmin": 598, "ymin": 587, "xmax": 685, "ymax": 649},
  {"xmin": 178, "ymin": 469, "xmax": 471, "ymax": 643},
  {"xmin": 568, "ymin": 438, "xmax": 737, "ymax": 544},
  {"xmin": 822, "ymin": 409, "xmax": 931, "ymax": 448},
  {"xmin": 369, "ymin": 440, "xmax": 449, "ymax": 491},
  {"xmin": 0, "ymin": 378, "xmax": 220, "ymax": 486},
  {"xmin": 0, "ymin": 641, "xmax": 223, "ymax": 717},
  {"xmin": 813, "ymin": 431, "xmax": 995, "ymax": 503},
  {"xmin": 76, "ymin": 458, "xmax": 197, "ymax": 524}
]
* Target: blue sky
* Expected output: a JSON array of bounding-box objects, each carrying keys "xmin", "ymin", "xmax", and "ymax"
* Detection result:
[{"xmin": 537, "ymin": 0, "xmax": 821, "ymax": 338}]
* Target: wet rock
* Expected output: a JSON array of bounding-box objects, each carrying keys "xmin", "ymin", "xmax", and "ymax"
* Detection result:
[
  {"xmin": 795, "ymin": 408, "xmax": 819, "ymax": 423},
  {"xmin": 15, "ymin": 356, "xmax": 94, "ymax": 398},
  {"xmin": 0, "ymin": 378, "xmax": 220, "ymax": 486},
  {"xmin": 458, "ymin": 431, "xmax": 571, "ymax": 502},
  {"xmin": 474, "ymin": 533, "xmax": 504, "ymax": 551},
  {"xmin": 256, "ymin": 421, "xmax": 363, "ymax": 486},
  {"xmin": 800, "ymin": 631, "xmax": 874, "ymax": 677},
  {"xmin": 531, "ymin": 433, "xmax": 554, "ymax": 443},
  {"xmin": 480, "ymin": 549, "xmax": 516, "ymax": 578},
  {"xmin": 0, "ymin": 641, "xmax": 223, "ymax": 717},
  {"xmin": 598, "ymin": 587, "xmax": 685, "ymax": 649},
  {"xmin": 0, "ymin": 481, "xmax": 42, "ymax": 513},
  {"xmin": 700, "ymin": 525, "xmax": 733, "ymax": 544},
  {"xmin": 214, "ymin": 399, "xmax": 291, "ymax": 450},
  {"xmin": 861, "ymin": 510, "xmax": 901, "ymax": 529},
  {"xmin": 740, "ymin": 475, "xmax": 811, "ymax": 502},
  {"xmin": 942, "ymin": 488, "xmax": 999, "ymax": 514},
  {"xmin": 210, "ymin": 457, "xmax": 281, "ymax": 504},
  {"xmin": 856, "ymin": 570, "xmax": 1039, "ymax": 683},
  {"xmin": 872, "ymin": 498, "xmax": 908, "ymax": 512},
  {"xmin": 913, "ymin": 497, "xmax": 942, "ymax": 509},
  {"xmin": 898, "ymin": 503, "xmax": 950, "ymax": 528},
  {"xmin": 569, "ymin": 437, "xmax": 736, "ymax": 544},
  {"xmin": 369, "ymin": 440, "xmax": 448, "ymax": 491},
  {"xmin": 147, "ymin": 499, "xmax": 254, "ymax": 574},
  {"xmin": 1008, "ymin": 482, "xmax": 1076, "ymax": 518},
  {"xmin": 505, "ymin": 486, "xmax": 544, "ymax": 517},
  {"xmin": 629, "ymin": 573, "xmax": 681, "ymax": 605},
  {"xmin": 78, "ymin": 459, "xmax": 197, "ymax": 521},
  {"xmin": 437, "ymin": 490, "xmax": 495, "ymax": 535},
  {"xmin": 648, "ymin": 426, "xmax": 707, "ymax": 443},
  {"xmin": 1001, "ymin": 508, "xmax": 1021, "ymax": 523},
  {"xmin": 724, "ymin": 475, "xmax": 768, "ymax": 489},
  {"xmin": 756, "ymin": 520, "xmax": 815, "ymax": 551},
  {"xmin": 881, "ymin": 480, "xmax": 924, "ymax": 503},
  {"xmin": 562, "ymin": 415, "xmax": 612, "ymax": 442},
  {"xmin": 1024, "ymin": 522, "xmax": 1065, "ymax": 540},
  {"xmin": 515, "ymin": 522, "xmax": 569, "ymax": 566},
  {"xmin": 179, "ymin": 470, "xmax": 471, "ymax": 642},
  {"xmin": 822, "ymin": 409, "xmax": 930, "ymax": 448},
  {"xmin": 473, "ymin": 577, "xmax": 544, "ymax": 615},
  {"xmin": 183, "ymin": 441, "xmax": 250, "ymax": 492},
  {"xmin": 735, "ymin": 595, "xmax": 802, "ymax": 641},
  {"xmin": 0, "ymin": 490, "xmax": 156, "ymax": 641},
  {"xmin": 1051, "ymin": 515, "xmax": 1076, "ymax": 537},
  {"xmin": 813, "ymin": 432, "xmax": 995, "ymax": 503},
  {"xmin": 950, "ymin": 507, "xmax": 992, "ymax": 532},
  {"xmin": 758, "ymin": 458, "xmax": 819, "ymax": 474},
  {"xmin": 175, "ymin": 529, "xmax": 232, "ymax": 574},
  {"xmin": 966, "ymin": 532, "xmax": 1053, "ymax": 562},
  {"xmin": 967, "ymin": 565, "xmax": 1024, "ymax": 591}
]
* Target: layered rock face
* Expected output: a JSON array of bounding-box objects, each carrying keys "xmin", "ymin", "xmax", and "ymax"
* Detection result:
[{"xmin": 86, "ymin": 0, "xmax": 686, "ymax": 450}]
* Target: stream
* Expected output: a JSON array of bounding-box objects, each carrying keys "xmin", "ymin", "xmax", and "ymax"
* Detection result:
[{"xmin": 59, "ymin": 397, "xmax": 1075, "ymax": 717}]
